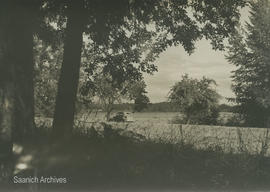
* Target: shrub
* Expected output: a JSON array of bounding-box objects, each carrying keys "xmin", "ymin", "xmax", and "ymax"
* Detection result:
[{"xmin": 169, "ymin": 75, "xmax": 221, "ymax": 125}]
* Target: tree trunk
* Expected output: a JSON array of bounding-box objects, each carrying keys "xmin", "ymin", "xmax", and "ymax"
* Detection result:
[
  {"xmin": 0, "ymin": 3, "xmax": 15, "ymax": 165},
  {"xmin": 52, "ymin": 0, "xmax": 85, "ymax": 139},
  {"xmin": 13, "ymin": 1, "xmax": 36, "ymax": 142},
  {"xmin": 0, "ymin": 0, "xmax": 35, "ymax": 182},
  {"xmin": 105, "ymin": 107, "xmax": 113, "ymax": 121},
  {"xmin": 0, "ymin": 84, "xmax": 15, "ymax": 184}
]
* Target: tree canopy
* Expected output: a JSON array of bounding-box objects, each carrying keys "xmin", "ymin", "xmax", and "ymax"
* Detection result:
[
  {"xmin": 226, "ymin": 0, "xmax": 270, "ymax": 127},
  {"xmin": 0, "ymin": 0, "xmax": 247, "ymax": 140},
  {"xmin": 169, "ymin": 74, "xmax": 221, "ymax": 125}
]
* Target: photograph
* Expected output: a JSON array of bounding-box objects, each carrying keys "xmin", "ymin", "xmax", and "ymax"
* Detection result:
[{"xmin": 0, "ymin": 0, "xmax": 270, "ymax": 191}]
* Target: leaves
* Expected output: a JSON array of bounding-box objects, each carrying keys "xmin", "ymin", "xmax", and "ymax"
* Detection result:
[
  {"xmin": 168, "ymin": 74, "xmax": 220, "ymax": 125},
  {"xmin": 226, "ymin": 0, "xmax": 270, "ymax": 127},
  {"xmin": 41, "ymin": 0, "xmax": 246, "ymax": 82}
]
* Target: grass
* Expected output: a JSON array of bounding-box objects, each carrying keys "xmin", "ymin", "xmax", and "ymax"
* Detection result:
[
  {"xmin": 78, "ymin": 122, "xmax": 270, "ymax": 156},
  {"xmin": 3, "ymin": 122, "xmax": 270, "ymax": 191},
  {"xmin": 36, "ymin": 112, "xmax": 270, "ymax": 156}
]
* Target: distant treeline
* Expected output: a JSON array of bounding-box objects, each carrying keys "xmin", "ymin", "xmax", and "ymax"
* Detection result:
[
  {"xmin": 102, "ymin": 102, "xmax": 236, "ymax": 113},
  {"xmin": 112, "ymin": 102, "xmax": 178, "ymax": 112}
]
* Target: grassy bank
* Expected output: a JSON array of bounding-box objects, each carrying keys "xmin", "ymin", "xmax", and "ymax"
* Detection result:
[{"xmin": 3, "ymin": 123, "xmax": 270, "ymax": 191}]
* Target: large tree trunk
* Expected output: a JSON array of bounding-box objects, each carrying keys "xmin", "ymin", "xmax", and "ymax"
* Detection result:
[
  {"xmin": 13, "ymin": 1, "xmax": 36, "ymax": 142},
  {"xmin": 0, "ymin": 0, "xmax": 35, "ymax": 182},
  {"xmin": 0, "ymin": 3, "xmax": 15, "ymax": 168},
  {"xmin": 0, "ymin": 87, "xmax": 15, "ymax": 185},
  {"xmin": 52, "ymin": 0, "xmax": 84, "ymax": 139}
]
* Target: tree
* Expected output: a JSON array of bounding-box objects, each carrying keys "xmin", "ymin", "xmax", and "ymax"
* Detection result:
[
  {"xmin": 44, "ymin": 0, "xmax": 246, "ymax": 137},
  {"xmin": 50, "ymin": 0, "xmax": 85, "ymax": 138},
  {"xmin": 0, "ymin": 2, "xmax": 15, "ymax": 178},
  {"xmin": 80, "ymin": 34, "xmax": 152, "ymax": 118},
  {"xmin": 134, "ymin": 95, "xmax": 150, "ymax": 112},
  {"xmin": 226, "ymin": 0, "xmax": 270, "ymax": 127},
  {"xmin": 127, "ymin": 80, "xmax": 150, "ymax": 112},
  {"xmin": 81, "ymin": 67, "xmax": 149, "ymax": 120},
  {"xmin": 34, "ymin": 38, "xmax": 63, "ymax": 117},
  {"xmin": 81, "ymin": 73, "xmax": 122, "ymax": 121},
  {"xmin": 0, "ymin": 0, "xmax": 38, "ymax": 181},
  {"xmin": 168, "ymin": 75, "xmax": 221, "ymax": 125}
]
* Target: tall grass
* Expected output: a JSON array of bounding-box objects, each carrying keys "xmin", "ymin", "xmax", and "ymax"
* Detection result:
[{"xmin": 4, "ymin": 121, "xmax": 270, "ymax": 191}]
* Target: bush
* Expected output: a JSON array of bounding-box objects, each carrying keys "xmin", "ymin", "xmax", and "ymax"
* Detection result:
[
  {"xmin": 169, "ymin": 108, "xmax": 219, "ymax": 125},
  {"xmin": 224, "ymin": 114, "xmax": 244, "ymax": 127},
  {"xmin": 169, "ymin": 75, "xmax": 221, "ymax": 125}
]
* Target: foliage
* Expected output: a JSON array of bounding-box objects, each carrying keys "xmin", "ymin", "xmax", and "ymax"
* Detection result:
[
  {"xmin": 127, "ymin": 80, "xmax": 150, "ymax": 112},
  {"xmin": 80, "ymin": 66, "xmax": 149, "ymax": 120},
  {"xmin": 44, "ymin": 0, "xmax": 246, "ymax": 52},
  {"xmin": 74, "ymin": 0, "xmax": 247, "ymax": 94},
  {"xmin": 134, "ymin": 94, "xmax": 150, "ymax": 112},
  {"xmin": 34, "ymin": 38, "xmax": 62, "ymax": 117},
  {"xmin": 80, "ymin": 72, "xmax": 122, "ymax": 120},
  {"xmin": 226, "ymin": 0, "xmax": 270, "ymax": 127},
  {"xmin": 218, "ymin": 104, "xmax": 235, "ymax": 113},
  {"xmin": 109, "ymin": 112, "xmax": 127, "ymax": 122},
  {"xmin": 40, "ymin": 0, "xmax": 247, "ymax": 135},
  {"xmin": 146, "ymin": 102, "xmax": 178, "ymax": 112},
  {"xmin": 76, "ymin": 0, "xmax": 246, "ymax": 116},
  {"xmin": 168, "ymin": 74, "xmax": 221, "ymax": 125},
  {"xmin": 224, "ymin": 114, "xmax": 245, "ymax": 127}
]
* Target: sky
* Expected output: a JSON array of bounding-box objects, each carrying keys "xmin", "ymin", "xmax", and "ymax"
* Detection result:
[{"xmin": 144, "ymin": 7, "xmax": 250, "ymax": 104}]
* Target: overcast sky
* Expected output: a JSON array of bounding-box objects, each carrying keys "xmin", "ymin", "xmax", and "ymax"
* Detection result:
[{"xmin": 144, "ymin": 7, "xmax": 250, "ymax": 104}]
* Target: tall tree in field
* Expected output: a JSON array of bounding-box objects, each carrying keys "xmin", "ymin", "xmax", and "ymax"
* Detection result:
[
  {"xmin": 82, "ymin": 72, "xmax": 122, "ymax": 121},
  {"xmin": 226, "ymin": 0, "xmax": 270, "ymax": 127},
  {"xmin": 127, "ymin": 81, "xmax": 150, "ymax": 112},
  {"xmin": 81, "ymin": 69, "xmax": 150, "ymax": 120},
  {"xmin": 168, "ymin": 75, "xmax": 221, "ymax": 125},
  {"xmin": 47, "ymin": 0, "xmax": 246, "ymax": 138}
]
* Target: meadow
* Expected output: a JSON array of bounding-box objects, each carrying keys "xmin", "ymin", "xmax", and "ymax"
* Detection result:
[
  {"xmin": 78, "ymin": 111, "xmax": 234, "ymax": 123},
  {"xmin": 7, "ymin": 112, "xmax": 269, "ymax": 191},
  {"xmin": 36, "ymin": 112, "xmax": 270, "ymax": 156}
]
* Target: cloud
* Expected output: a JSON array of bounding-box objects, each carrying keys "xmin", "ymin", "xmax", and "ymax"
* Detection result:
[
  {"xmin": 144, "ymin": 7, "xmax": 251, "ymax": 104},
  {"xmin": 144, "ymin": 39, "xmax": 236, "ymax": 103}
]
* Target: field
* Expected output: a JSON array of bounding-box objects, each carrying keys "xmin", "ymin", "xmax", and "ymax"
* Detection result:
[
  {"xmin": 36, "ymin": 112, "xmax": 270, "ymax": 156},
  {"xmin": 78, "ymin": 111, "xmax": 180, "ymax": 123},
  {"xmin": 11, "ymin": 112, "xmax": 270, "ymax": 191}
]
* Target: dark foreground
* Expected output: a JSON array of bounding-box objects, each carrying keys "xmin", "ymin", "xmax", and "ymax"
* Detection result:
[{"xmin": 1, "ymin": 123, "xmax": 270, "ymax": 192}]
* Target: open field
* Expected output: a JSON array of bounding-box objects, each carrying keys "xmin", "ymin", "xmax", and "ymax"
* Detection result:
[
  {"xmin": 75, "ymin": 122, "xmax": 270, "ymax": 156},
  {"xmin": 10, "ymin": 113, "xmax": 270, "ymax": 191},
  {"xmin": 79, "ymin": 112, "xmax": 181, "ymax": 123},
  {"xmin": 13, "ymin": 121, "xmax": 270, "ymax": 191},
  {"xmin": 78, "ymin": 111, "xmax": 234, "ymax": 123},
  {"xmin": 35, "ymin": 112, "xmax": 183, "ymax": 126},
  {"xmin": 36, "ymin": 112, "xmax": 270, "ymax": 156}
]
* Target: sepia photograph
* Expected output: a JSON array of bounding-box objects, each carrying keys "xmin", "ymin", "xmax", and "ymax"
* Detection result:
[{"xmin": 0, "ymin": 0, "xmax": 270, "ymax": 191}]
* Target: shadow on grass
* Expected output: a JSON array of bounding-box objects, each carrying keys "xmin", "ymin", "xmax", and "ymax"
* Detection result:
[{"xmin": 4, "ymin": 123, "xmax": 270, "ymax": 191}]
